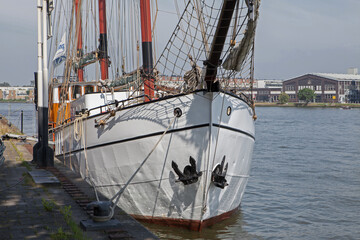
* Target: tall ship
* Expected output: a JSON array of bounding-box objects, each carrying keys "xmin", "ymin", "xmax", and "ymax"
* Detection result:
[{"xmin": 42, "ymin": 0, "xmax": 260, "ymax": 231}]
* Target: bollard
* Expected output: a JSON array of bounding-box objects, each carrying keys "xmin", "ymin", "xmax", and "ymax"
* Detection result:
[{"xmin": 21, "ymin": 110, "xmax": 24, "ymax": 134}]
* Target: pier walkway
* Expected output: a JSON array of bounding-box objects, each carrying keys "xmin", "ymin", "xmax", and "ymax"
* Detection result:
[{"xmin": 0, "ymin": 120, "xmax": 157, "ymax": 239}]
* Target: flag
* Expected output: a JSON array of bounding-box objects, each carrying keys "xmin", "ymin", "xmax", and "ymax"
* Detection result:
[{"xmin": 52, "ymin": 33, "xmax": 66, "ymax": 67}]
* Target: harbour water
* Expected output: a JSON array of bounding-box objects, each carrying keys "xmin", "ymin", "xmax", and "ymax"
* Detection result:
[
  {"xmin": 3, "ymin": 103, "xmax": 359, "ymax": 239},
  {"xmin": 145, "ymin": 107, "xmax": 360, "ymax": 239},
  {"xmin": 0, "ymin": 102, "xmax": 37, "ymax": 136}
]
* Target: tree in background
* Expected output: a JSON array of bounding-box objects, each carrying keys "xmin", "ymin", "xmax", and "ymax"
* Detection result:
[
  {"xmin": 298, "ymin": 88, "xmax": 315, "ymax": 104},
  {"xmin": 279, "ymin": 92, "xmax": 290, "ymax": 104}
]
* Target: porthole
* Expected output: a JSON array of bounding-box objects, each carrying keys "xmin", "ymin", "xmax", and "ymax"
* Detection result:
[
  {"xmin": 174, "ymin": 108, "xmax": 182, "ymax": 117},
  {"xmin": 226, "ymin": 106, "xmax": 231, "ymax": 116}
]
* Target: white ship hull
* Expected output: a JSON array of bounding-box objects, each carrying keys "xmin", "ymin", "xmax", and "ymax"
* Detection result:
[{"xmin": 54, "ymin": 91, "xmax": 255, "ymax": 230}]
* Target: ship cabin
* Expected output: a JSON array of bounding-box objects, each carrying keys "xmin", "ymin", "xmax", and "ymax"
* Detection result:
[
  {"xmin": 49, "ymin": 80, "xmax": 139, "ymax": 128},
  {"xmin": 49, "ymin": 81, "xmax": 99, "ymax": 126}
]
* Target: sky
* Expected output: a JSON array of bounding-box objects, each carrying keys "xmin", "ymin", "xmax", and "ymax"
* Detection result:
[{"xmin": 0, "ymin": 0, "xmax": 359, "ymax": 86}]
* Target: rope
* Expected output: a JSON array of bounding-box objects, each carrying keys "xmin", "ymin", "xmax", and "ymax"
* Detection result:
[
  {"xmin": 98, "ymin": 79, "xmax": 116, "ymax": 112},
  {"xmin": 73, "ymin": 112, "xmax": 88, "ymax": 142},
  {"xmin": 153, "ymin": 0, "xmax": 257, "ymax": 102}
]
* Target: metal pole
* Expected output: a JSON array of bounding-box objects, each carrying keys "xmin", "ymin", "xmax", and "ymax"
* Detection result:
[
  {"xmin": 21, "ymin": 110, "xmax": 23, "ymax": 134},
  {"xmin": 41, "ymin": 0, "xmax": 54, "ymax": 167},
  {"xmin": 33, "ymin": 0, "xmax": 54, "ymax": 167},
  {"xmin": 32, "ymin": 0, "xmax": 43, "ymax": 164},
  {"xmin": 7, "ymin": 104, "xmax": 10, "ymax": 124}
]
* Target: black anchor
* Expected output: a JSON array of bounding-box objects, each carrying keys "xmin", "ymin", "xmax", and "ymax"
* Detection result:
[
  {"xmin": 172, "ymin": 156, "xmax": 202, "ymax": 185},
  {"xmin": 211, "ymin": 156, "xmax": 229, "ymax": 189}
]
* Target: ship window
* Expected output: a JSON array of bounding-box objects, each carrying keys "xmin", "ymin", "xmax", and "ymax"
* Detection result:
[
  {"xmin": 85, "ymin": 85, "xmax": 94, "ymax": 94},
  {"xmin": 72, "ymin": 85, "xmax": 82, "ymax": 100}
]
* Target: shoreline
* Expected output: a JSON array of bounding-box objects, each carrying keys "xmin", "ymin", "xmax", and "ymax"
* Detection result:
[{"xmin": 255, "ymin": 102, "xmax": 360, "ymax": 108}]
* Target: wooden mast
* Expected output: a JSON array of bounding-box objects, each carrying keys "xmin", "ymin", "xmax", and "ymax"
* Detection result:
[
  {"xmin": 75, "ymin": 0, "xmax": 84, "ymax": 82},
  {"xmin": 98, "ymin": 0, "xmax": 109, "ymax": 80},
  {"xmin": 204, "ymin": 0, "xmax": 238, "ymax": 92},
  {"xmin": 140, "ymin": 0, "xmax": 154, "ymax": 102}
]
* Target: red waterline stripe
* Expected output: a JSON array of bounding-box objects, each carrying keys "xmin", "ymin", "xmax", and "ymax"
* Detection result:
[{"xmin": 131, "ymin": 207, "xmax": 239, "ymax": 231}]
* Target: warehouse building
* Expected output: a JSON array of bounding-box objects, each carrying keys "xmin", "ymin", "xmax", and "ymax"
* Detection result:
[
  {"xmin": 253, "ymin": 79, "xmax": 282, "ymax": 102},
  {"xmin": 283, "ymin": 68, "xmax": 360, "ymax": 103}
]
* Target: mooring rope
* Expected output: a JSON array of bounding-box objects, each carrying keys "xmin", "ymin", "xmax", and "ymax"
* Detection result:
[{"xmin": 73, "ymin": 112, "xmax": 88, "ymax": 142}]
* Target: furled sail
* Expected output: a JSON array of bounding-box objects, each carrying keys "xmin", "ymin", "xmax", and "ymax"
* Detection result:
[{"xmin": 222, "ymin": 0, "xmax": 260, "ymax": 71}]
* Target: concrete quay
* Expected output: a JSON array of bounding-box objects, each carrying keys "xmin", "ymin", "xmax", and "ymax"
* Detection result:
[{"xmin": 0, "ymin": 122, "xmax": 157, "ymax": 239}]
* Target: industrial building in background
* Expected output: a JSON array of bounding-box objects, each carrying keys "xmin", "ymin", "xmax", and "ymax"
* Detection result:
[
  {"xmin": 283, "ymin": 68, "xmax": 360, "ymax": 103},
  {"xmin": 251, "ymin": 68, "xmax": 360, "ymax": 103}
]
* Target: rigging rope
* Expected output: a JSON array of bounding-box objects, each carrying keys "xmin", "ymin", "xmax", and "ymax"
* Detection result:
[{"xmin": 154, "ymin": 0, "xmax": 256, "ymax": 102}]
